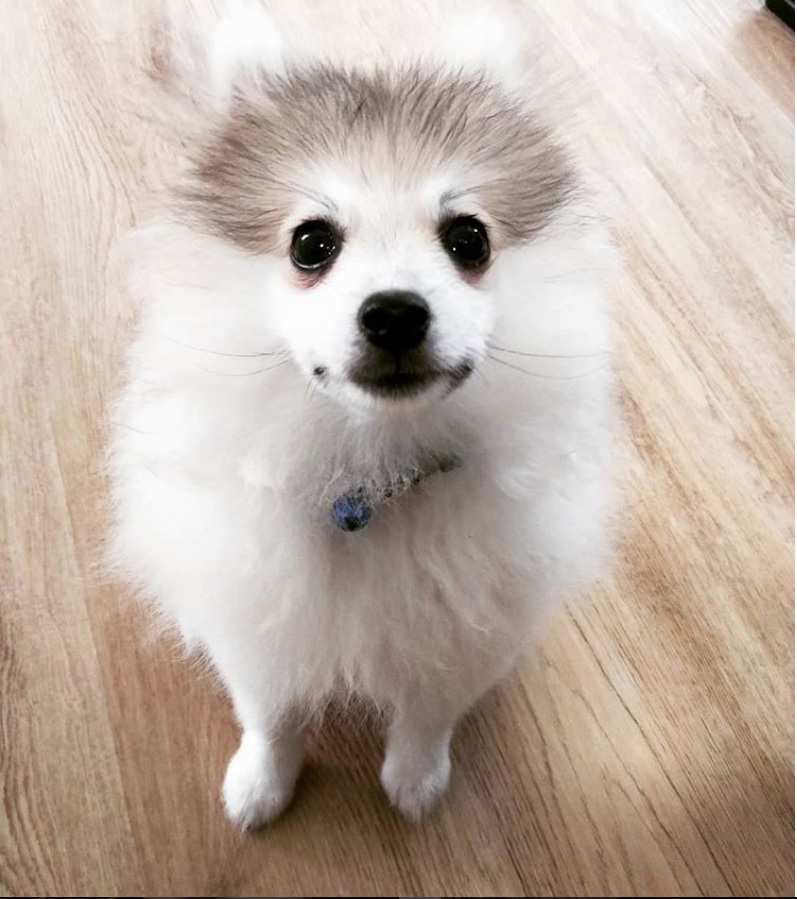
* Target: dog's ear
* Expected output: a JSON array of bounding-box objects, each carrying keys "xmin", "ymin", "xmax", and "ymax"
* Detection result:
[
  {"xmin": 426, "ymin": 0, "xmax": 580, "ymax": 127},
  {"xmin": 206, "ymin": 1, "xmax": 286, "ymax": 107},
  {"xmin": 430, "ymin": 0, "xmax": 534, "ymax": 96},
  {"xmin": 142, "ymin": 0, "xmax": 286, "ymax": 141}
]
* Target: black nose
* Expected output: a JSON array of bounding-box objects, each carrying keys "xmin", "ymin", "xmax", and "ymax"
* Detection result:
[{"xmin": 358, "ymin": 290, "xmax": 431, "ymax": 353}]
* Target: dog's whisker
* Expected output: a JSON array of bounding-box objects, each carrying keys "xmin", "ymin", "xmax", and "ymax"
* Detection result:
[
  {"xmin": 470, "ymin": 364, "xmax": 488, "ymax": 385},
  {"xmin": 488, "ymin": 343, "xmax": 609, "ymax": 360},
  {"xmin": 197, "ymin": 358, "xmax": 292, "ymax": 377},
  {"xmin": 486, "ymin": 354, "xmax": 608, "ymax": 381},
  {"xmin": 305, "ymin": 379, "xmax": 322, "ymax": 402},
  {"xmin": 167, "ymin": 336, "xmax": 288, "ymax": 358},
  {"xmin": 110, "ymin": 421, "xmax": 154, "ymax": 435}
]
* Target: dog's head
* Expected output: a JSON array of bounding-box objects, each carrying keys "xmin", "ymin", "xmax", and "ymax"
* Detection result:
[{"xmin": 161, "ymin": 4, "xmax": 579, "ymax": 413}]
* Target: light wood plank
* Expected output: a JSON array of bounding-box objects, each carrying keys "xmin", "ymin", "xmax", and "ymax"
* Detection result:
[{"xmin": 0, "ymin": 0, "xmax": 792, "ymax": 895}]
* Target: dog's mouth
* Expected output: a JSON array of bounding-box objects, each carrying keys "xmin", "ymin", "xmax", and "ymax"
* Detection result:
[
  {"xmin": 357, "ymin": 369, "xmax": 436, "ymax": 398},
  {"xmin": 347, "ymin": 350, "xmax": 473, "ymax": 400}
]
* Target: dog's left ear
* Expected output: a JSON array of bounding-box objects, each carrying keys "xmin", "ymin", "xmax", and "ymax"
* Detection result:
[
  {"xmin": 432, "ymin": 1, "xmax": 534, "ymax": 96},
  {"xmin": 429, "ymin": 0, "xmax": 581, "ymax": 133}
]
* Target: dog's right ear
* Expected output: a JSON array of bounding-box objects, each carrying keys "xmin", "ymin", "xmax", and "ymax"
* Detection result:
[
  {"xmin": 144, "ymin": 0, "xmax": 286, "ymax": 139},
  {"xmin": 206, "ymin": 1, "xmax": 286, "ymax": 107}
]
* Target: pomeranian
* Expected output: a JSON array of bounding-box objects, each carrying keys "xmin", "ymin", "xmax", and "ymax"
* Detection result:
[{"xmin": 110, "ymin": 0, "xmax": 615, "ymax": 828}]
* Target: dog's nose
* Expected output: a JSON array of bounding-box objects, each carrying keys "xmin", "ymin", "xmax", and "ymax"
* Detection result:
[{"xmin": 358, "ymin": 290, "xmax": 431, "ymax": 353}]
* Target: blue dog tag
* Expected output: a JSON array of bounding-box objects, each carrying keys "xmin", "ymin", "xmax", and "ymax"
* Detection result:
[
  {"xmin": 330, "ymin": 454, "xmax": 459, "ymax": 533},
  {"xmin": 331, "ymin": 493, "xmax": 373, "ymax": 532}
]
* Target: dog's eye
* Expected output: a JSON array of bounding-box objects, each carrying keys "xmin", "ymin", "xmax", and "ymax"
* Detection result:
[
  {"xmin": 290, "ymin": 221, "xmax": 341, "ymax": 271},
  {"xmin": 440, "ymin": 217, "xmax": 490, "ymax": 269}
]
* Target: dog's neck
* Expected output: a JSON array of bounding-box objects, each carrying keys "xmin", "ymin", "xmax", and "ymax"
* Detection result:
[
  {"xmin": 330, "ymin": 451, "xmax": 461, "ymax": 532},
  {"xmin": 241, "ymin": 373, "xmax": 474, "ymax": 518}
]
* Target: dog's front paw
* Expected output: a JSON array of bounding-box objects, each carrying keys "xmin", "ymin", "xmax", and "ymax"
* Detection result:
[
  {"xmin": 380, "ymin": 746, "xmax": 452, "ymax": 823},
  {"xmin": 222, "ymin": 731, "xmax": 302, "ymax": 830}
]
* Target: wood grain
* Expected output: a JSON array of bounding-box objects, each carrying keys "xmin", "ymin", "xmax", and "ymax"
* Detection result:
[{"xmin": 0, "ymin": 0, "xmax": 793, "ymax": 895}]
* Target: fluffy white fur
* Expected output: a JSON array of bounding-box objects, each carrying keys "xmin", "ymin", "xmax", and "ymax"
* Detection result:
[{"xmin": 110, "ymin": 0, "xmax": 615, "ymax": 827}]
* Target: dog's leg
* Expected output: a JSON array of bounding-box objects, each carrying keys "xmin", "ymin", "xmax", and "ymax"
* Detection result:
[
  {"xmin": 380, "ymin": 694, "xmax": 465, "ymax": 822},
  {"xmin": 221, "ymin": 704, "xmax": 304, "ymax": 830},
  {"xmin": 208, "ymin": 646, "xmax": 305, "ymax": 829}
]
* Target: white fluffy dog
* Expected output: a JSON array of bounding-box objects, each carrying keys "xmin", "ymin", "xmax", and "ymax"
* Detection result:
[{"xmin": 110, "ymin": 0, "xmax": 615, "ymax": 828}]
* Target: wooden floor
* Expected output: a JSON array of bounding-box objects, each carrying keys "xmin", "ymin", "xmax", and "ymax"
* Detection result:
[{"xmin": 1, "ymin": 0, "xmax": 793, "ymax": 895}]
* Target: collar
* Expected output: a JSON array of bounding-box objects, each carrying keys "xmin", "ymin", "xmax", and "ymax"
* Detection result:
[{"xmin": 331, "ymin": 454, "xmax": 460, "ymax": 532}]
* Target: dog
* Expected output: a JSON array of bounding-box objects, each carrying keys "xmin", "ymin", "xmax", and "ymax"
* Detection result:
[{"xmin": 110, "ymin": 0, "xmax": 615, "ymax": 828}]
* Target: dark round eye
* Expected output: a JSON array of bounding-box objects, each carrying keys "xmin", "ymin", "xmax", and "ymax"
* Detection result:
[
  {"xmin": 440, "ymin": 217, "xmax": 490, "ymax": 269},
  {"xmin": 290, "ymin": 220, "xmax": 341, "ymax": 271}
]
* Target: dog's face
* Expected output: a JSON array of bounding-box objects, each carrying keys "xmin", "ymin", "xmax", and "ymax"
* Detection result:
[
  {"xmin": 271, "ymin": 176, "xmax": 493, "ymax": 409},
  {"xmin": 179, "ymin": 67, "xmax": 574, "ymax": 411}
]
